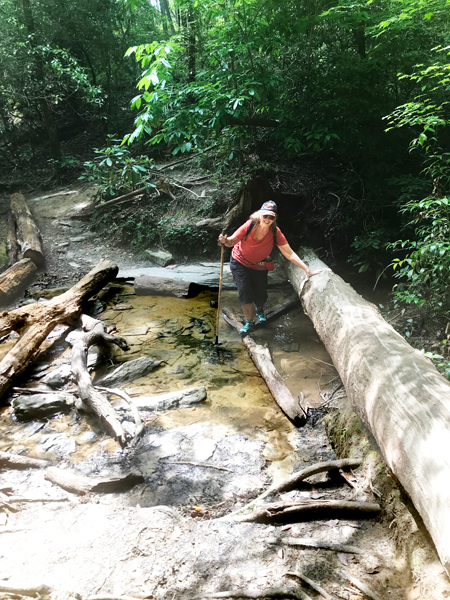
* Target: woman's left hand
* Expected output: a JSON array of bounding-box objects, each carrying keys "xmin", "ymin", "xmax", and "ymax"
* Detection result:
[{"xmin": 307, "ymin": 269, "xmax": 322, "ymax": 278}]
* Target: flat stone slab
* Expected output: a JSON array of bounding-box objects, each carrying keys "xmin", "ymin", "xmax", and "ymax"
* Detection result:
[
  {"xmin": 121, "ymin": 326, "xmax": 149, "ymax": 336},
  {"xmin": 134, "ymin": 275, "xmax": 192, "ymax": 298},
  {"xmin": 124, "ymin": 386, "xmax": 207, "ymax": 412},
  {"xmin": 118, "ymin": 262, "xmax": 287, "ymax": 289},
  {"xmin": 95, "ymin": 356, "xmax": 163, "ymax": 387},
  {"xmin": 12, "ymin": 393, "xmax": 75, "ymax": 421}
]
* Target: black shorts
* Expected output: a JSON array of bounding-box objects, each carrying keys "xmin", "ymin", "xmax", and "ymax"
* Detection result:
[{"xmin": 230, "ymin": 256, "xmax": 268, "ymax": 306}]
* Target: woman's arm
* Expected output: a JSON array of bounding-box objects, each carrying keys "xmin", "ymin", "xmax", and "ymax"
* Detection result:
[
  {"xmin": 218, "ymin": 233, "xmax": 239, "ymax": 247},
  {"xmin": 278, "ymin": 244, "xmax": 322, "ymax": 277}
]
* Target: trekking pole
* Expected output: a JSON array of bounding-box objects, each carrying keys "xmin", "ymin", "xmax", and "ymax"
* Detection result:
[{"xmin": 214, "ymin": 231, "xmax": 225, "ymax": 345}]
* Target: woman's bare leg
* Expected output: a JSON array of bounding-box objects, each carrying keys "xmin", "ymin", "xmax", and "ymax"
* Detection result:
[{"xmin": 242, "ymin": 303, "xmax": 255, "ymax": 321}]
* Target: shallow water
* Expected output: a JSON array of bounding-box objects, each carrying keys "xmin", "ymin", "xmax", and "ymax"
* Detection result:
[{"xmin": 0, "ymin": 284, "xmax": 336, "ymax": 484}]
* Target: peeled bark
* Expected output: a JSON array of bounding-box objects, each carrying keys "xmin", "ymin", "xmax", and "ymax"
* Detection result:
[
  {"xmin": 0, "ymin": 258, "xmax": 37, "ymax": 304},
  {"xmin": 10, "ymin": 193, "xmax": 44, "ymax": 266},
  {"xmin": 286, "ymin": 248, "xmax": 450, "ymax": 576},
  {"xmin": 0, "ymin": 260, "xmax": 118, "ymax": 402}
]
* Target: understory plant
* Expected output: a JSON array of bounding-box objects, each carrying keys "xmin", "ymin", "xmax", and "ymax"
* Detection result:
[{"xmin": 80, "ymin": 139, "xmax": 156, "ymax": 199}]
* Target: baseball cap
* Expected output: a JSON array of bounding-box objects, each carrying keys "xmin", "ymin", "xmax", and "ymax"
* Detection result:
[{"xmin": 260, "ymin": 201, "xmax": 277, "ymax": 217}]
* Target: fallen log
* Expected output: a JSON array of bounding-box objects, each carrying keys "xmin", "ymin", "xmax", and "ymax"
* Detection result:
[
  {"xmin": 44, "ymin": 467, "xmax": 144, "ymax": 495},
  {"xmin": 222, "ymin": 307, "xmax": 305, "ymax": 424},
  {"xmin": 67, "ymin": 314, "xmax": 131, "ymax": 444},
  {"xmin": 0, "ymin": 259, "xmax": 118, "ymax": 402},
  {"xmin": 10, "ymin": 193, "xmax": 44, "ymax": 266},
  {"xmin": 286, "ymin": 248, "xmax": 450, "ymax": 576},
  {"xmin": 6, "ymin": 212, "xmax": 18, "ymax": 265},
  {"xmin": 0, "ymin": 258, "xmax": 37, "ymax": 304},
  {"xmin": 0, "ymin": 451, "xmax": 53, "ymax": 470}
]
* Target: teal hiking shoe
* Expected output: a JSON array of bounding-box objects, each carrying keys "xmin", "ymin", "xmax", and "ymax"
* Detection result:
[
  {"xmin": 239, "ymin": 320, "xmax": 255, "ymax": 334},
  {"xmin": 256, "ymin": 309, "xmax": 267, "ymax": 323}
]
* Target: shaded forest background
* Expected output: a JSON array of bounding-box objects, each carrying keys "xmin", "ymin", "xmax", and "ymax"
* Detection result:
[{"xmin": 0, "ymin": 0, "xmax": 449, "ymax": 351}]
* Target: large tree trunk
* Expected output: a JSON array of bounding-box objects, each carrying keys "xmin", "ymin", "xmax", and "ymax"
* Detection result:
[
  {"xmin": 10, "ymin": 193, "xmax": 44, "ymax": 266},
  {"xmin": 286, "ymin": 248, "xmax": 450, "ymax": 576},
  {"xmin": 0, "ymin": 258, "xmax": 37, "ymax": 304},
  {"xmin": 0, "ymin": 259, "xmax": 118, "ymax": 402}
]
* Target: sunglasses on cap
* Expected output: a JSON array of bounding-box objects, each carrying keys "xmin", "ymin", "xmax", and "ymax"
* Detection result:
[{"xmin": 264, "ymin": 215, "xmax": 275, "ymax": 221}]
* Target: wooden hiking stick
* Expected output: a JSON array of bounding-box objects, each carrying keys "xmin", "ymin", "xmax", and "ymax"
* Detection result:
[{"xmin": 215, "ymin": 231, "xmax": 226, "ymax": 345}]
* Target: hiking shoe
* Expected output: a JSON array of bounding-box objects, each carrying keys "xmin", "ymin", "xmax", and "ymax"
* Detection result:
[
  {"xmin": 239, "ymin": 320, "xmax": 255, "ymax": 334},
  {"xmin": 256, "ymin": 309, "xmax": 267, "ymax": 322}
]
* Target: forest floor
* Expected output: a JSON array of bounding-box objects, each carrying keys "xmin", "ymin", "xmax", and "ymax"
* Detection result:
[{"xmin": 0, "ymin": 183, "xmax": 450, "ymax": 600}]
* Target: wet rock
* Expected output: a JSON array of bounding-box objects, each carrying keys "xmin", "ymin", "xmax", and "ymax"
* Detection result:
[
  {"xmin": 113, "ymin": 304, "xmax": 132, "ymax": 311},
  {"xmin": 85, "ymin": 298, "xmax": 105, "ymax": 316},
  {"xmin": 134, "ymin": 422, "xmax": 266, "ymax": 506},
  {"xmin": 281, "ymin": 342, "xmax": 300, "ymax": 353},
  {"xmin": 95, "ymin": 356, "xmax": 163, "ymax": 387},
  {"xmin": 129, "ymin": 386, "xmax": 207, "ymax": 412},
  {"xmin": 12, "ymin": 393, "xmax": 75, "ymax": 420},
  {"xmin": 145, "ymin": 249, "xmax": 174, "ymax": 267},
  {"xmin": 42, "ymin": 364, "xmax": 72, "ymax": 388},
  {"xmin": 162, "ymin": 318, "xmax": 184, "ymax": 335},
  {"xmin": 134, "ymin": 275, "xmax": 192, "ymax": 298},
  {"xmin": 37, "ymin": 432, "xmax": 77, "ymax": 457},
  {"xmin": 121, "ymin": 326, "xmax": 149, "ymax": 336}
]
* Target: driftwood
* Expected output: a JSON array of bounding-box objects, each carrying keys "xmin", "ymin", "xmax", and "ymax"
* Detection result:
[
  {"xmin": 6, "ymin": 212, "xmax": 18, "ymax": 265},
  {"xmin": 0, "ymin": 259, "xmax": 118, "ymax": 402},
  {"xmin": 10, "ymin": 193, "xmax": 44, "ymax": 266},
  {"xmin": 0, "ymin": 451, "xmax": 52, "ymax": 470},
  {"xmin": 223, "ymin": 459, "xmax": 361, "ymax": 521},
  {"xmin": 45, "ymin": 466, "xmax": 144, "ymax": 495},
  {"xmin": 0, "ymin": 258, "xmax": 37, "ymax": 304},
  {"xmin": 67, "ymin": 314, "xmax": 132, "ymax": 444},
  {"xmin": 286, "ymin": 248, "xmax": 450, "ymax": 576},
  {"xmin": 337, "ymin": 569, "xmax": 382, "ymax": 600},
  {"xmin": 233, "ymin": 499, "xmax": 380, "ymax": 523},
  {"xmin": 194, "ymin": 589, "xmax": 311, "ymax": 600},
  {"xmin": 286, "ymin": 572, "xmax": 338, "ymax": 600},
  {"xmin": 222, "ymin": 306, "xmax": 305, "ymax": 424}
]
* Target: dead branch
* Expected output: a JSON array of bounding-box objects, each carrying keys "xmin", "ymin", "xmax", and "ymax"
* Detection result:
[
  {"xmin": 285, "ymin": 572, "xmax": 339, "ymax": 600},
  {"xmin": 233, "ymin": 499, "xmax": 381, "ymax": 523},
  {"xmin": 0, "ymin": 451, "xmax": 53, "ymax": 470},
  {"xmin": 267, "ymin": 537, "xmax": 363, "ymax": 554},
  {"xmin": 337, "ymin": 569, "xmax": 383, "ymax": 600},
  {"xmin": 0, "ymin": 259, "xmax": 37, "ymax": 305},
  {"xmin": 95, "ymin": 386, "xmax": 143, "ymax": 438},
  {"xmin": 4, "ymin": 496, "xmax": 70, "ymax": 503},
  {"xmin": 162, "ymin": 461, "xmax": 233, "ymax": 472},
  {"xmin": 67, "ymin": 314, "xmax": 130, "ymax": 444},
  {"xmin": 222, "ymin": 458, "xmax": 361, "ymax": 520},
  {"xmin": 194, "ymin": 588, "xmax": 312, "ymax": 599},
  {"xmin": 44, "ymin": 467, "xmax": 144, "ymax": 495}
]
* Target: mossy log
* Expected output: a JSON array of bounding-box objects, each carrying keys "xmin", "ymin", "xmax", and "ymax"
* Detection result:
[{"xmin": 286, "ymin": 248, "xmax": 450, "ymax": 576}]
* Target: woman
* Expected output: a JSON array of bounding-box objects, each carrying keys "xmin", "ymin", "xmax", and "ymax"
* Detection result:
[{"xmin": 219, "ymin": 201, "xmax": 321, "ymax": 334}]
